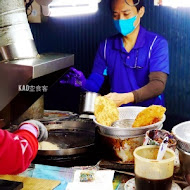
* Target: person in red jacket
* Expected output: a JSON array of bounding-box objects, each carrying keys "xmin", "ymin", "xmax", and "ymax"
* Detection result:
[{"xmin": 0, "ymin": 119, "xmax": 48, "ymax": 175}]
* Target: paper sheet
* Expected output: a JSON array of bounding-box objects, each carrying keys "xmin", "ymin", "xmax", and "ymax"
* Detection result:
[{"xmin": 66, "ymin": 170, "xmax": 115, "ymax": 190}]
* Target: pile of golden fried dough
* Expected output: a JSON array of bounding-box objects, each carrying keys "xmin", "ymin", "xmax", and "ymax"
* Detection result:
[{"xmin": 94, "ymin": 96, "xmax": 166, "ymax": 128}]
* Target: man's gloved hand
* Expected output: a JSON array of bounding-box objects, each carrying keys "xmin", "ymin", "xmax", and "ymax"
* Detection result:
[
  {"xmin": 60, "ymin": 67, "xmax": 86, "ymax": 88},
  {"xmin": 18, "ymin": 120, "xmax": 48, "ymax": 142}
]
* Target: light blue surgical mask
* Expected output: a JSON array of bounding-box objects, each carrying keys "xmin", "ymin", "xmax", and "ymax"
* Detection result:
[{"xmin": 114, "ymin": 15, "xmax": 138, "ymax": 36}]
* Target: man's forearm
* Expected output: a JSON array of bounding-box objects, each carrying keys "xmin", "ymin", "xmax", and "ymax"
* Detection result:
[{"xmin": 132, "ymin": 72, "xmax": 167, "ymax": 103}]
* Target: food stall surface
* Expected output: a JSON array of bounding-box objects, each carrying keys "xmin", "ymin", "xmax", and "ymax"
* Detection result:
[
  {"xmin": 3, "ymin": 108, "xmax": 190, "ymax": 189},
  {"xmin": 0, "ymin": 163, "xmax": 188, "ymax": 190},
  {"xmin": 0, "ymin": 164, "xmax": 114, "ymax": 190}
]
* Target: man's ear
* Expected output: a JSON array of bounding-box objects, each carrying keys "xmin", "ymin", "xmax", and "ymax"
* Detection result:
[{"xmin": 139, "ymin": 6, "xmax": 145, "ymax": 18}]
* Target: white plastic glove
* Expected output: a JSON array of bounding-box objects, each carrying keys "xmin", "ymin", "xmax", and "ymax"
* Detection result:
[{"xmin": 19, "ymin": 120, "xmax": 48, "ymax": 142}]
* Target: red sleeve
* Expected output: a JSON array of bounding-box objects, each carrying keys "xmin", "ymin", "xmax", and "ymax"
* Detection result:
[{"xmin": 0, "ymin": 129, "xmax": 38, "ymax": 175}]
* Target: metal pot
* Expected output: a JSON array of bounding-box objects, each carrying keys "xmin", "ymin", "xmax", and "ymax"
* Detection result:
[
  {"xmin": 94, "ymin": 106, "xmax": 165, "ymax": 164},
  {"xmin": 80, "ymin": 92, "xmax": 100, "ymax": 114},
  {"xmin": 178, "ymin": 146, "xmax": 190, "ymax": 184},
  {"xmin": 96, "ymin": 129, "xmax": 144, "ymax": 164},
  {"xmin": 172, "ymin": 121, "xmax": 190, "ymax": 153}
]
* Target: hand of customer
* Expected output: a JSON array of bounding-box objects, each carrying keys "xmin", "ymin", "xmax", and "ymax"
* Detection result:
[{"xmin": 18, "ymin": 120, "xmax": 48, "ymax": 142}]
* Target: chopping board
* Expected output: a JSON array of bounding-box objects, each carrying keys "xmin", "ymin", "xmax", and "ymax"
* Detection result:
[{"xmin": 0, "ymin": 175, "xmax": 61, "ymax": 190}]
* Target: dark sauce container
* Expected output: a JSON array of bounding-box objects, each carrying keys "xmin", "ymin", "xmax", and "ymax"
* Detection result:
[{"xmin": 134, "ymin": 145, "xmax": 175, "ymax": 190}]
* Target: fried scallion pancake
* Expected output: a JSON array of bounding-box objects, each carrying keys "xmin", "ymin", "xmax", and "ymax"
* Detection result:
[
  {"xmin": 94, "ymin": 96, "xmax": 119, "ymax": 127},
  {"xmin": 132, "ymin": 105, "xmax": 166, "ymax": 128}
]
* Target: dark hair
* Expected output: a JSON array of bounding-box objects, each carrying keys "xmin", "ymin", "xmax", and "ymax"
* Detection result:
[{"xmin": 110, "ymin": 0, "xmax": 144, "ymax": 11}]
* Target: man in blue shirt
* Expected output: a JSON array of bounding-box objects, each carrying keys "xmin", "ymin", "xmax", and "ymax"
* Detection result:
[{"xmin": 61, "ymin": 0, "xmax": 169, "ymax": 107}]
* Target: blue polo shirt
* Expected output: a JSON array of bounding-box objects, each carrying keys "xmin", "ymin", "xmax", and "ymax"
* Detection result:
[{"xmin": 84, "ymin": 26, "xmax": 169, "ymax": 107}]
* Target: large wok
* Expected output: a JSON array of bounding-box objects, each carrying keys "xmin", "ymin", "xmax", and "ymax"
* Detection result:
[{"xmin": 38, "ymin": 119, "xmax": 96, "ymax": 156}]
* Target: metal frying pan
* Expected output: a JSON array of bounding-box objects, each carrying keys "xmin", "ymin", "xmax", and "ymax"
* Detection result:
[{"xmin": 38, "ymin": 119, "xmax": 96, "ymax": 156}]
